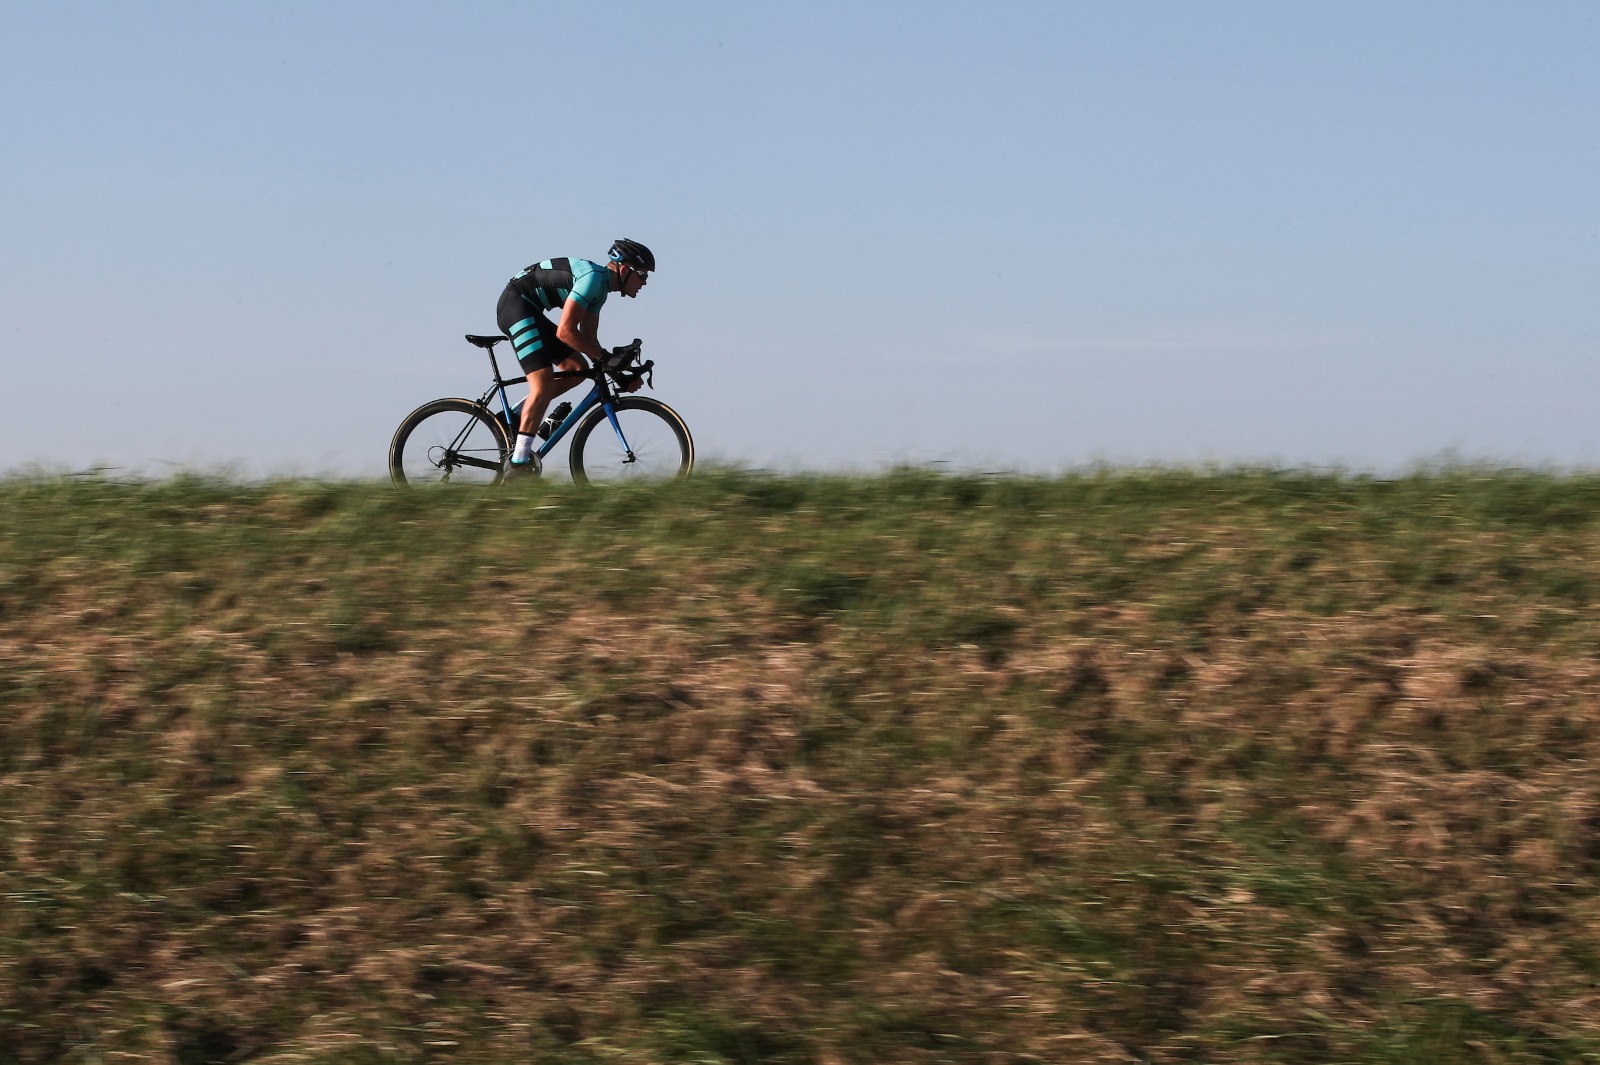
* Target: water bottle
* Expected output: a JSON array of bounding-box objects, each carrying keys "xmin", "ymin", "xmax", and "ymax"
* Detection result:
[{"xmin": 538, "ymin": 401, "xmax": 572, "ymax": 440}]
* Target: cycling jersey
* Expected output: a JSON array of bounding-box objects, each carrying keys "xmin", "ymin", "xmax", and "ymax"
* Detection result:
[
  {"xmin": 499, "ymin": 257, "xmax": 614, "ymax": 373},
  {"xmin": 507, "ymin": 257, "xmax": 611, "ymax": 316}
]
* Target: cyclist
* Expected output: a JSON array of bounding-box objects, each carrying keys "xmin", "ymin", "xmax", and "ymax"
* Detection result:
[{"xmin": 497, "ymin": 238, "xmax": 655, "ymax": 470}]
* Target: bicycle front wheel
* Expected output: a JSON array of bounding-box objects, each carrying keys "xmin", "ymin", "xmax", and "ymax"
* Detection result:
[
  {"xmin": 568, "ymin": 396, "xmax": 694, "ymax": 484},
  {"xmin": 390, "ymin": 398, "xmax": 509, "ymax": 486}
]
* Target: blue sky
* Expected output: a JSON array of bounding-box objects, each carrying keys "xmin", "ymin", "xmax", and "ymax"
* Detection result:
[{"xmin": 3, "ymin": 2, "xmax": 1596, "ymax": 474}]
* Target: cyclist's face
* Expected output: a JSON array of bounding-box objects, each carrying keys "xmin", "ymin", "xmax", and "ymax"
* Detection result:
[{"xmin": 623, "ymin": 266, "xmax": 649, "ymax": 296}]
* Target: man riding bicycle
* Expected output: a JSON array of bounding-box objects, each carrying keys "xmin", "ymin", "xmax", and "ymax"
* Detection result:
[{"xmin": 497, "ymin": 238, "xmax": 655, "ymax": 471}]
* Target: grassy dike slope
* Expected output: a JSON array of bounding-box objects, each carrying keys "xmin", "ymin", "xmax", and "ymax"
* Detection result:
[{"xmin": 7, "ymin": 471, "xmax": 1600, "ymax": 1064}]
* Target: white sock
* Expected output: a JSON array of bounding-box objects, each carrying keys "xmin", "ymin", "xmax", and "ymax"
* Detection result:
[{"xmin": 513, "ymin": 434, "xmax": 536, "ymax": 462}]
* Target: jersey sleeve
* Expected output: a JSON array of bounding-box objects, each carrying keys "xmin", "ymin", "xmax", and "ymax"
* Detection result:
[{"xmin": 567, "ymin": 262, "xmax": 610, "ymax": 312}]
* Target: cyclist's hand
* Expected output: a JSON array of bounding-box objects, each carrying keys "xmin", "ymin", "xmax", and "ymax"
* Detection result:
[{"xmin": 619, "ymin": 375, "xmax": 643, "ymax": 393}]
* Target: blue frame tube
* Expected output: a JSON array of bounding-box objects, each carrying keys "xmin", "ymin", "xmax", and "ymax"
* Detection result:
[
  {"xmin": 535, "ymin": 386, "xmax": 603, "ymax": 459},
  {"xmin": 496, "ymin": 382, "xmax": 516, "ymax": 430},
  {"xmin": 603, "ymin": 402, "xmax": 632, "ymax": 456}
]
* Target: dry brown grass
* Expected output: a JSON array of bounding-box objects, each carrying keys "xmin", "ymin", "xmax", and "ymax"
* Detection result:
[{"xmin": 5, "ymin": 470, "xmax": 1600, "ymax": 1063}]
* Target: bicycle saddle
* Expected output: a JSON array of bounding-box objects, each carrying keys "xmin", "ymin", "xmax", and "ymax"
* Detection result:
[{"xmin": 465, "ymin": 334, "xmax": 507, "ymax": 349}]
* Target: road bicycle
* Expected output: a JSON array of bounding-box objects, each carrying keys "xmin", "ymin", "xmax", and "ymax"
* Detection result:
[{"xmin": 389, "ymin": 334, "xmax": 694, "ymax": 486}]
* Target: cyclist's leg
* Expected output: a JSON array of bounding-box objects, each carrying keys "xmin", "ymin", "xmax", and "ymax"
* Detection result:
[
  {"xmin": 522, "ymin": 350, "xmax": 586, "ymax": 433},
  {"xmin": 498, "ymin": 288, "xmax": 559, "ymax": 464},
  {"xmin": 498, "ymin": 286, "xmax": 556, "ymax": 387},
  {"xmin": 496, "ymin": 288, "xmax": 589, "ymax": 463},
  {"xmin": 498, "ymin": 289, "xmax": 559, "ymax": 425}
]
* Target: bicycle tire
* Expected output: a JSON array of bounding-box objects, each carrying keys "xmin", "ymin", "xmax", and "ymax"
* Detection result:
[
  {"xmin": 389, "ymin": 398, "xmax": 510, "ymax": 487},
  {"xmin": 568, "ymin": 396, "xmax": 694, "ymax": 484}
]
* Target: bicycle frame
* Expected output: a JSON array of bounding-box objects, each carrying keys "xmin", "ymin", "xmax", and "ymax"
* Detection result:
[{"xmin": 475, "ymin": 343, "xmax": 641, "ymax": 464}]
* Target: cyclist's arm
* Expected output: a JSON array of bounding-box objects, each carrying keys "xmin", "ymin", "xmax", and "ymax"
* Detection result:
[{"xmin": 555, "ymin": 298, "xmax": 607, "ymax": 363}]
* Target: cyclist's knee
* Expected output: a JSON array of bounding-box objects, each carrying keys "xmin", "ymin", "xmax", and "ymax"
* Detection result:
[{"xmin": 525, "ymin": 368, "xmax": 554, "ymax": 398}]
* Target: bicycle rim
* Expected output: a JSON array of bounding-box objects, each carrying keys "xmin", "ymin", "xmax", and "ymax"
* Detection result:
[
  {"xmin": 391, "ymin": 399, "xmax": 508, "ymax": 486},
  {"xmin": 569, "ymin": 399, "xmax": 692, "ymax": 484}
]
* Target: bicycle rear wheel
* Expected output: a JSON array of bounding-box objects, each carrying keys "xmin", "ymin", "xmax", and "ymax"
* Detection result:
[
  {"xmin": 568, "ymin": 396, "xmax": 693, "ymax": 484},
  {"xmin": 390, "ymin": 398, "xmax": 509, "ymax": 486}
]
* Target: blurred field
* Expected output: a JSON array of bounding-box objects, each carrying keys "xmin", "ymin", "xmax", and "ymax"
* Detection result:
[{"xmin": 7, "ymin": 469, "xmax": 1600, "ymax": 1063}]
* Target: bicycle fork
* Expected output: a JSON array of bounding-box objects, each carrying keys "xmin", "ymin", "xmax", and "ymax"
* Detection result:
[{"xmin": 603, "ymin": 403, "xmax": 638, "ymax": 464}]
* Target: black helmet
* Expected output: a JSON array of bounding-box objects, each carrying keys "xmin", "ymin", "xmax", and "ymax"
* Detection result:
[{"xmin": 608, "ymin": 238, "xmax": 655, "ymax": 272}]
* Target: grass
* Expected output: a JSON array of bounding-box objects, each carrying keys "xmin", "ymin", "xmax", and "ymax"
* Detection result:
[{"xmin": 5, "ymin": 468, "xmax": 1600, "ymax": 1062}]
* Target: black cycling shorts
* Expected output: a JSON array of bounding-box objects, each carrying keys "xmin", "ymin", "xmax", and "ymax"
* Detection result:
[{"xmin": 496, "ymin": 284, "xmax": 576, "ymax": 374}]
